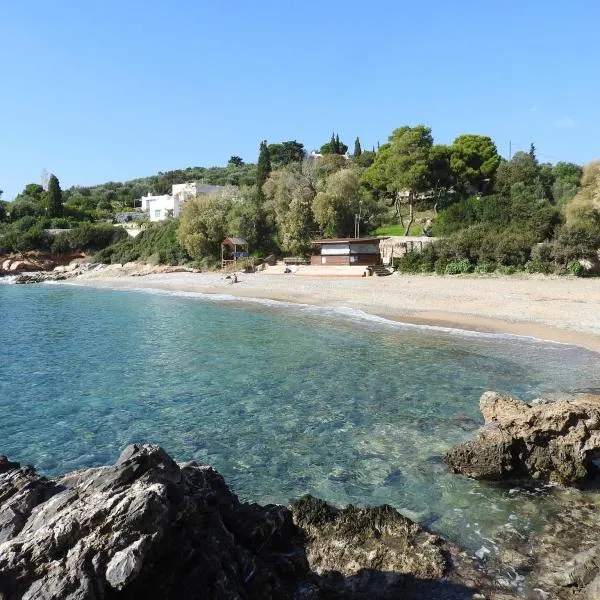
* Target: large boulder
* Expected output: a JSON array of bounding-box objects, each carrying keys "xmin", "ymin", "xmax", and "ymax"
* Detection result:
[
  {"xmin": 0, "ymin": 444, "xmax": 513, "ymax": 600},
  {"xmin": 445, "ymin": 391, "xmax": 600, "ymax": 485}
]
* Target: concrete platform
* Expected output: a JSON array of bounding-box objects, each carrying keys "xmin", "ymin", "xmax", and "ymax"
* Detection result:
[{"xmin": 263, "ymin": 264, "xmax": 371, "ymax": 278}]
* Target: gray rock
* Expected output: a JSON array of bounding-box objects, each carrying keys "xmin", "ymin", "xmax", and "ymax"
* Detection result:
[
  {"xmin": 445, "ymin": 391, "xmax": 600, "ymax": 485},
  {"xmin": 0, "ymin": 444, "xmax": 513, "ymax": 600}
]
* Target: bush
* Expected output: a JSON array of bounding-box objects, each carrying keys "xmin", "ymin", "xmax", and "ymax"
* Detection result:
[
  {"xmin": 66, "ymin": 223, "xmax": 129, "ymax": 252},
  {"xmin": 525, "ymin": 242, "xmax": 554, "ymax": 274},
  {"xmin": 50, "ymin": 233, "xmax": 73, "ymax": 254},
  {"xmin": 494, "ymin": 229, "xmax": 536, "ymax": 266},
  {"xmin": 444, "ymin": 259, "xmax": 472, "ymax": 275},
  {"xmin": 95, "ymin": 220, "xmax": 189, "ymax": 266},
  {"xmin": 553, "ymin": 222, "xmax": 600, "ymax": 264},
  {"xmin": 567, "ymin": 261, "xmax": 584, "ymax": 277},
  {"xmin": 474, "ymin": 262, "xmax": 495, "ymax": 274}
]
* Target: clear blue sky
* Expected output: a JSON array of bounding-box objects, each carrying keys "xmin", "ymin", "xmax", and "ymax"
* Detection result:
[{"xmin": 1, "ymin": 0, "xmax": 599, "ymax": 200}]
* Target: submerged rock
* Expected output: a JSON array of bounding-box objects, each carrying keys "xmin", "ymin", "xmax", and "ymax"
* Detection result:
[
  {"xmin": 445, "ymin": 391, "xmax": 600, "ymax": 485},
  {"xmin": 0, "ymin": 444, "xmax": 514, "ymax": 599}
]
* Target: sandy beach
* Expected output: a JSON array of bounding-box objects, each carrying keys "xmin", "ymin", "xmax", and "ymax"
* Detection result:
[{"xmin": 69, "ymin": 265, "xmax": 600, "ymax": 354}]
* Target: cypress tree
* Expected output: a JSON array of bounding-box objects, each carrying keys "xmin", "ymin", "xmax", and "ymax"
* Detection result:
[
  {"xmin": 326, "ymin": 132, "xmax": 333, "ymax": 154},
  {"xmin": 47, "ymin": 174, "xmax": 63, "ymax": 217},
  {"xmin": 529, "ymin": 143, "xmax": 537, "ymax": 160},
  {"xmin": 353, "ymin": 137, "xmax": 362, "ymax": 157},
  {"xmin": 335, "ymin": 134, "xmax": 341, "ymax": 154},
  {"xmin": 256, "ymin": 140, "xmax": 272, "ymax": 200}
]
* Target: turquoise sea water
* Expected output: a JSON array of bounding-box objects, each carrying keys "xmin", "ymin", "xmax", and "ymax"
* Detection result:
[{"xmin": 1, "ymin": 282, "xmax": 600, "ymax": 579}]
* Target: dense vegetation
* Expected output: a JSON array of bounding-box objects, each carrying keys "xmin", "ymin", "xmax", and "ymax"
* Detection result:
[{"xmin": 2, "ymin": 128, "xmax": 599, "ymax": 276}]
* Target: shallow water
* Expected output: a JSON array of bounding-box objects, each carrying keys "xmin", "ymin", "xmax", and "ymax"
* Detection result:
[{"xmin": 1, "ymin": 282, "xmax": 600, "ymax": 589}]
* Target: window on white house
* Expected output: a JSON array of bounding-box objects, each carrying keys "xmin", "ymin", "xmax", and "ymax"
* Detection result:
[{"xmin": 154, "ymin": 210, "xmax": 161, "ymax": 218}]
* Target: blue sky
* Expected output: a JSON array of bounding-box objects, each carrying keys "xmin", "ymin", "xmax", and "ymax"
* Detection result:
[{"xmin": 1, "ymin": 0, "xmax": 599, "ymax": 200}]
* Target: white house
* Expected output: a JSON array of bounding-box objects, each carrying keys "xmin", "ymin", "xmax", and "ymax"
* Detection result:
[
  {"xmin": 137, "ymin": 182, "xmax": 227, "ymax": 222},
  {"xmin": 139, "ymin": 193, "xmax": 175, "ymax": 222},
  {"xmin": 172, "ymin": 182, "xmax": 225, "ymax": 217}
]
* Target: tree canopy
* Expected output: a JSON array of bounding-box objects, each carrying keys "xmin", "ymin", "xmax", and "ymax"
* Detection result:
[{"xmin": 47, "ymin": 174, "xmax": 63, "ymax": 218}]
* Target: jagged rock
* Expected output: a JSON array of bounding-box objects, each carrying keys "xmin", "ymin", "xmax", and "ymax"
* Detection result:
[
  {"xmin": 0, "ymin": 444, "xmax": 515, "ymax": 600},
  {"xmin": 290, "ymin": 495, "xmax": 509, "ymax": 599},
  {"xmin": 445, "ymin": 391, "xmax": 600, "ymax": 485}
]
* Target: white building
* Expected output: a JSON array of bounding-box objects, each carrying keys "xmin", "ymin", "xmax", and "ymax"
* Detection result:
[
  {"xmin": 137, "ymin": 182, "xmax": 227, "ymax": 222},
  {"xmin": 139, "ymin": 193, "xmax": 175, "ymax": 222},
  {"xmin": 172, "ymin": 182, "xmax": 225, "ymax": 217}
]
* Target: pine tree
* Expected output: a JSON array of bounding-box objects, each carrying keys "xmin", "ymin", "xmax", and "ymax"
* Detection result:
[
  {"xmin": 529, "ymin": 143, "xmax": 537, "ymax": 160},
  {"xmin": 47, "ymin": 174, "xmax": 63, "ymax": 217},
  {"xmin": 256, "ymin": 140, "xmax": 272, "ymax": 201},
  {"xmin": 353, "ymin": 137, "xmax": 362, "ymax": 157}
]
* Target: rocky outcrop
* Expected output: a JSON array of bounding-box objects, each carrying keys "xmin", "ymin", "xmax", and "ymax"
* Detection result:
[
  {"xmin": 1, "ymin": 257, "xmax": 54, "ymax": 274},
  {"xmin": 0, "ymin": 444, "xmax": 514, "ymax": 600},
  {"xmin": 445, "ymin": 391, "xmax": 600, "ymax": 485}
]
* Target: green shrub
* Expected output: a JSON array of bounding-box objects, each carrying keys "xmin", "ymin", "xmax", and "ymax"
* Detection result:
[
  {"xmin": 67, "ymin": 223, "xmax": 129, "ymax": 252},
  {"xmin": 49, "ymin": 218, "xmax": 71, "ymax": 229},
  {"xmin": 50, "ymin": 233, "xmax": 72, "ymax": 254},
  {"xmin": 444, "ymin": 259, "xmax": 472, "ymax": 275},
  {"xmin": 526, "ymin": 242, "xmax": 554, "ymax": 274},
  {"xmin": 553, "ymin": 222, "xmax": 600, "ymax": 264},
  {"xmin": 567, "ymin": 261, "xmax": 584, "ymax": 277},
  {"xmin": 495, "ymin": 265, "xmax": 518, "ymax": 275},
  {"xmin": 95, "ymin": 220, "xmax": 189, "ymax": 266},
  {"xmin": 474, "ymin": 262, "xmax": 495, "ymax": 274},
  {"xmin": 494, "ymin": 229, "xmax": 536, "ymax": 266}
]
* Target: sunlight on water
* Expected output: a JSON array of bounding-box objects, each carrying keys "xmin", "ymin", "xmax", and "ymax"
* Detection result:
[{"xmin": 1, "ymin": 283, "xmax": 599, "ymax": 565}]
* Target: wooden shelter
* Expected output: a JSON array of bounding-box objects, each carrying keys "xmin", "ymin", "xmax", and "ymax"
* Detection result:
[
  {"xmin": 221, "ymin": 237, "xmax": 249, "ymax": 269},
  {"xmin": 311, "ymin": 237, "xmax": 383, "ymax": 266}
]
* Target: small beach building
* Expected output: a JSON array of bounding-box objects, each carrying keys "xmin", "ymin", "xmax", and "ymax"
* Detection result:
[
  {"xmin": 221, "ymin": 237, "xmax": 249, "ymax": 269},
  {"xmin": 310, "ymin": 237, "xmax": 383, "ymax": 266}
]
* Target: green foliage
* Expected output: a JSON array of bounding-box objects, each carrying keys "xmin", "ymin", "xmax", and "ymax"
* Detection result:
[
  {"xmin": 352, "ymin": 150, "xmax": 376, "ymax": 169},
  {"xmin": 450, "ymin": 134, "xmax": 500, "ymax": 194},
  {"xmin": 362, "ymin": 125, "xmax": 434, "ymax": 200},
  {"xmin": 178, "ymin": 193, "xmax": 232, "ymax": 260},
  {"xmin": 47, "ymin": 174, "xmax": 63, "ymax": 218},
  {"xmin": 553, "ymin": 162, "xmax": 582, "ymax": 188},
  {"xmin": 353, "ymin": 137, "xmax": 362, "ymax": 157},
  {"xmin": 95, "ymin": 220, "xmax": 189, "ymax": 265},
  {"xmin": 256, "ymin": 140, "xmax": 272, "ymax": 200},
  {"xmin": 50, "ymin": 223, "xmax": 128, "ymax": 254},
  {"xmin": 320, "ymin": 133, "xmax": 348, "ymax": 155},
  {"xmin": 267, "ymin": 141, "xmax": 305, "ymax": 167},
  {"xmin": 312, "ymin": 169, "xmax": 364, "ymax": 238},
  {"xmin": 494, "ymin": 152, "xmax": 543, "ymax": 197},
  {"xmin": 444, "ymin": 259, "xmax": 472, "ymax": 275},
  {"xmin": 228, "ymin": 156, "xmax": 244, "ymax": 167},
  {"xmin": 567, "ymin": 261, "xmax": 584, "ymax": 277},
  {"xmin": 525, "ymin": 242, "xmax": 554, "ymax": 274},
  {"xmin": 552, "ymin": 221, "xmax": 600, "ymax": 263},
  {"xmin": 262, "ymin": 163, "xmax": 317, "ymax": 254}
]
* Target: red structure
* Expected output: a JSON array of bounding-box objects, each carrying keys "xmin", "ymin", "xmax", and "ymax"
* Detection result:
[{"xmin": 310, "ymin": 237, "xmax": 383, "ymax": 266}]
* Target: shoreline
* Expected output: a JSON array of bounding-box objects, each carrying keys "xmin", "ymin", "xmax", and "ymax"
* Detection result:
[{"xmin": 67, "ymin": 268, "xmax": 600, "ymax": 354}]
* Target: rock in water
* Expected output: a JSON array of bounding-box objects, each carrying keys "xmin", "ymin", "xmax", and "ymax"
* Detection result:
[
  {"xmin": 445, "ymin": 391, "xmax": 600, "ymax": 485},
  {"xmin": 0, "ymin": 444, "xmax": 513, "ymax": 599}
]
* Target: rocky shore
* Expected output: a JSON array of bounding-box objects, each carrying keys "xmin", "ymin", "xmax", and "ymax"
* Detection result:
[
  {"xmin": 0, "ymin": 256, "xmax": 201, "ymax": 284},
  {"xmin": 0, "ymin": 444, "xmax": 513, "ymax": 600},
  {"xmin": 3, "ymin": 392, "xmax": 600, "ymax": 598},
  {"xmin": 445, "ymin": 391, "xmax": 600, "ymax": 485}
]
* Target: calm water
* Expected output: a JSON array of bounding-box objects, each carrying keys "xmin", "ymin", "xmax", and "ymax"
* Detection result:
[{"xmin": 1, "ymin": 282, "xmax": 600, "ymax": 578}]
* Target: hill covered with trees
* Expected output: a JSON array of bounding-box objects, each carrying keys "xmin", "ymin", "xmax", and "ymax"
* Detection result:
[{"xmin": 1, "ymin": 127, "xmax": 598, "ymax": 276}]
